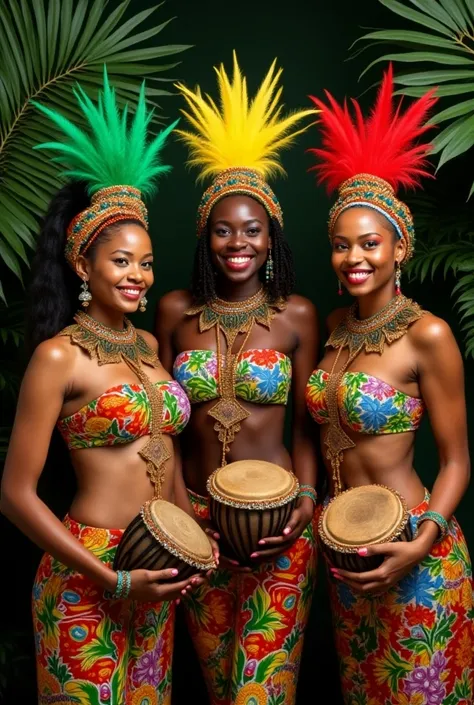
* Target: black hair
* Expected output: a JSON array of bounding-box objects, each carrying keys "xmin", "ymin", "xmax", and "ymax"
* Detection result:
[
  {"xmin": 190, "ymin": 215, "xmax": 295, "ymax": 304},
  {"xmin": 27, "ymin": 181, "xmax": 141, "ymax": 354}
]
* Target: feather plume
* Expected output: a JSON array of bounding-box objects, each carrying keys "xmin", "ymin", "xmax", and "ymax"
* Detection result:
[
  {"xmin": 175, "ymin": 51, "xmax": 317, "ymax": 181},
  {"xmin": 308, "ymin": 65, "xmax": 438, "ymax": 193},
  {"xmin": 32, "ymin": 66, "xmax": 177, "ymax": 196}
]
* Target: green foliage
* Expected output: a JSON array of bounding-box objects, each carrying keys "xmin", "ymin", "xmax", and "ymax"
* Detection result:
[
  {"xmin": 359, "ymin": 1, "xmax": 474, "ymax": 359},
  {"xmin": 0, "ymin": 0, "xmax": 191, "ymax": 302},
  {"xmin": 406, "ymin": 191, "xmax": 474, "ymax": 358},
  {"xmin": 356, "ymin": 0, "xmax": 474, "ymax": 197}
]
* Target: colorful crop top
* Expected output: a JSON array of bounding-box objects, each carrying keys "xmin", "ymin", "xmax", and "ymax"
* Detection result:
[
  {"xmin": 305, "ymin": 369, "xmax": 424, "ymax": 434},
  {"xmin": 173, "ymin": 349, "xmax": 292, "ymax": 405},
  {"xmin": 57, "ymin": 380, "xmax": 191, "ymax": 450}
]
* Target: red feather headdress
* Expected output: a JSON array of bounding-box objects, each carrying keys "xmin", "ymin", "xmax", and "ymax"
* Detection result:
[{"xmin": 308, "ymin": 65, "xmax": 438, "ymax": 263}]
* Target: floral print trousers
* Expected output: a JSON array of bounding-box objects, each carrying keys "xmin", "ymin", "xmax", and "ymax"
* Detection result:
[
  {"xmin": 184, "ymin": 490, "xmax": 318, "ymax": 705},
  {"xmin": 326, "ymin": 496, "xmax": 474, "ymax": 705},
  {"xmin": 32, "ymin": 516, "xmax": 174, "ymax": 705}
]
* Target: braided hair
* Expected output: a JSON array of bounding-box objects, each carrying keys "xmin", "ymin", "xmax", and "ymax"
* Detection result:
[{"xmin": 191, "ymin": 216, "xmax": 295, "ymax": 304}]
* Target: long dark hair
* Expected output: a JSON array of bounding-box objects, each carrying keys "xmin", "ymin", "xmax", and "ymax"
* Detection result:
[
  {"xmin": 26, "ymin": 181, "xmax": 140, "ymax": 354},
  {"xmin": 191, "ymin": 216, "xmax": 296, "ymax": 304}
]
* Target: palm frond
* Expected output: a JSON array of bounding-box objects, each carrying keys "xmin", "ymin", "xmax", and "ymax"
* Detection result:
[
  {"xmin": 357, "ymin": 0, "xmax": 474, "ymax": 196},
  {"xmin": 0, "ymin": 0, "xmax": 191, "ymax": 303},
  {"xmin": 405, "ymin": 190, "xmax": 474, "ymax": 358}
]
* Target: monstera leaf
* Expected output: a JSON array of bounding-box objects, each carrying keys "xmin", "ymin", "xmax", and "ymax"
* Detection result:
[
  {"xmin": 0, "ymin": 0, "xmax": 190, "ymax": 303},
  {"xmin": 357, "ymin": 0, "xmax": 474, "ymax": 197}
]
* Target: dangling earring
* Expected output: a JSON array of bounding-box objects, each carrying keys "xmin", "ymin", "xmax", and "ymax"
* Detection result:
[
  {"xmin": 139, "ymin": 296, "xmax": 148, "ymax": 313},
  {"xmin": 265, "ymin": 248, "xmax": 274, "ymax": 283},
  {"xmin": 338, "ymin": 279, "xmax": 343, "ymax": 296},
  {"xmin": 395, "ymin": 261, "xmax": 402, "ymax": 296},
  {"xmin": 78, "ymin": 279, "xmax": 92, "ymax": 308}
]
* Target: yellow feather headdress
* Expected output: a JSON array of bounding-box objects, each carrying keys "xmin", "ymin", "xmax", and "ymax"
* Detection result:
[{"xmin": 175, "ymin": 51, "xmax": 317, "ymax": 233}]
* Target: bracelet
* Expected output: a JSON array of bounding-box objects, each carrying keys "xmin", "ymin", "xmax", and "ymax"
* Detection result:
[
  {"xmin": 416, "ymin": 511, "xmax": 449, "ymax": 543},
  {"xmin": 109, "ymin": 570, "xmax": 132, "ymax": 600},
  {"xmin": 298, "ymin": 484, "xmax": 318, "ymax": 506}
]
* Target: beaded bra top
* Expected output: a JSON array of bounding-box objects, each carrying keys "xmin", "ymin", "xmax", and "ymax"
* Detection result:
[
  {"xmin": 57, "ymin": 380, "xmax": 190, "ymax": 449},
  {"xmin": 173, "ymin": 349, "xmax": 292, "ymax": 405},
  {"xmin": 305, "ymin": 370, "xmax": 424, "ymax": 434}
]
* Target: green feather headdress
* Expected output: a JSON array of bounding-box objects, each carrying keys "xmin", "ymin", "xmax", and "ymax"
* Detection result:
[{"xmin": 32, "ymin": 66, "xmax": 177, "ymax": 268}]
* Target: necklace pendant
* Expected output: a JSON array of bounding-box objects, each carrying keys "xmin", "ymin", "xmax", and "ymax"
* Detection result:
[
  {"xmin": 139, "ymin": 436, "xmax": 172, "ymax": 473},
  {"xmin": 208, "ymin": 398, "xmax": 250, "ymax": 429}
]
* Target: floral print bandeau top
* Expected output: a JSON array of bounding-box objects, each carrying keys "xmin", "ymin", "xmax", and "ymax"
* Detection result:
[
  {"xmin": 173, "ymin": 349, "xmax": 292, "ymax": 405},
  {"xmin": 57, "ymin": 381, "xmax": 191, "ymax": 450},
  {"xmin": 305, "ymin": 369, "xmax": 424, "ymax": 434}
]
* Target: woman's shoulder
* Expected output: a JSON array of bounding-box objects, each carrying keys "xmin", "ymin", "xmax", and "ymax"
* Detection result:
[
  {"xmin": 408, "ymin": 310, "xmax": 455, "ymax": 350},
  {"xmin": 285, "ymin": 293, "xmax": 318, "ymax": 320},
  {"xmin": 157, "ymin": 289, "xmax": 194, "ymax": 324},
  {"xmin": 28, "ymin": 334, "xmax": 78, "ymax": 375}
]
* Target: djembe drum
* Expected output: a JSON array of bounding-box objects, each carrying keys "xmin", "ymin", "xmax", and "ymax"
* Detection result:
[
  {"xmin": 318, "ymin": 484, "xmax": 413, "ymax": 572},
  {"xmin": 113, "ymin": 499, "xmax": 216, "ymax": 581},
  {"xmin": 207, "ymin": 459, "xmax": 299, "ymax": 564}
]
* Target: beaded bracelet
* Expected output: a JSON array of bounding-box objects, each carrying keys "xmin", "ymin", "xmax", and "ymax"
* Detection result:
[
  {"xmin": 108, "ymin": 570, "xmax": 132, "ymax": 600},
  {"xmin": 416, "ymin": 511, "xmax": 449, "ymax": 543},
  {"xmin": 298, "ymin": 484, "xmax": 318, "ymax": 506}
]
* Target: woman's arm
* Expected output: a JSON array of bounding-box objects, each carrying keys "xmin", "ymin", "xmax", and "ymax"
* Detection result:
[
  {"xmin": 411, "ymin": 314, "xmax": 470, "ymax": 549},
  {"xmin": 1, "ymin": 340, "xmax": 117, "ymax": 591},
  {"xmin": 252, "ymin": 297, "xmax": 320, "ymax": 558},
  {"xmin": 155, "ymin": 290, "xmax": 190, "ymax": 373},
  {"xmin": 290, "ymin": 297, "xmax": 320, "ymax": 492},
  {"xmin": 334, "ymin": 314, "xmax": 471, "ymax": 593}
]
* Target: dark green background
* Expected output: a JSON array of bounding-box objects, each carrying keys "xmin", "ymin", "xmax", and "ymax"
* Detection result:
[{"xmin": 1, "ymin": 1, "xmax": 473, "ymax": 703}]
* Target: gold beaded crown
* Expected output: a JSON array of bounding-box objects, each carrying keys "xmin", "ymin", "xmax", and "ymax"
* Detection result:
[
  {"xmin": 33, "ymin": 67, "xmax": 177, "ymax": 268},
  {"xmin": 175, "ymin": 51, "xmax": 317, "ymax": 235}
]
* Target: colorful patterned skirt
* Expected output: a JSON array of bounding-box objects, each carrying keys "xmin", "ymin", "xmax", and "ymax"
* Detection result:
[
  {"xmin": 32, "ymin": 516, "xmax": 175, "ymax": 705},
  {"xmin": 184, "ymin": 490, "xmax": 318, "ymax": 705},
  {"xmin": 325, "ymin": 495, "xmax": 474, "ymax": 705}
]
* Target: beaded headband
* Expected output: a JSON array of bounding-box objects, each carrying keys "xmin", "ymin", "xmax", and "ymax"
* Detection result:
[
  {"xmin": 65, "ymin": 186, "xmax": 148, "ymax": 268},
  {"xmin": 197, "ymin": 167, "xmax": 283, "ymax": 235},
  {"xmin": 328, "ymin": 174, "xmax": 415, "ymax": 264}
]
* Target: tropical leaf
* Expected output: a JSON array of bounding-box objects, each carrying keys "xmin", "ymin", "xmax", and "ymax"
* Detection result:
[
  {"xmin": 75, "ymin": 616, "xmax": 117, "ymax": 670},
  {"xmin": 358, "ymin": 0, "xmax": 474, "ymax": 194},
  {"xmin": 405, "ymin": 190, "xmax": 474, "ymax": 358},
  {"xmin": 0, "ymin": 0, "xmax": 191, "ymax": 302}
]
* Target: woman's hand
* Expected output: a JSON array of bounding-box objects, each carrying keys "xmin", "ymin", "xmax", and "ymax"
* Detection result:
[
  {"xmin": 249, "ymin": 497, "xmax": 314, "ymax": 561},
  {"xmin": 204, "ymin": 527, "xmax": 252, "ymax": 573},
  {"xmin": 128, "ymin": 568, "xmax": 206, "ymax": 603},
  {"xmin": 331, "ymin": 538, "xmax": 431, "ymax": 594}
]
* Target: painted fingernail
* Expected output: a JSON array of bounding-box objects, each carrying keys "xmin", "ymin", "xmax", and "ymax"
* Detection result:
[
  {"xmin": 358, "ymin": 548, "xmax": 368, "ymax": 556},
  {"xmin": 191, "ymin": 578, "xmax": 198, "ymax": 584},
  {"xmin": 283, "ymin": 528, "xmax": 291, "ymax": 535},
  {"xmin": 330, "ymin": 568, "xmax": 338, "ymax": 573},
  {"xmin": 334, "ymin": 574, "xmax": 342, "ymax": 580},
  {"xmin": 250, "ymin": 553, "xmax": 258, "ymax": 558},
  {"xmin": 171, "ymin": 569, "xmax": 178, "ymax": 576},
  {"xmin": 181, "ymin": 589, "xmax": 186, "ymax": 595},
  {"xmin": 230, "ymin": 559, "xmax": 239, "ymax": 566},
  {"xmin": 258, "ymin": 540, "xmax": 266, "ymax": 545},
  {"xmin": 175, "ymin": 599, "xmax": 180, "ymax": 606}
]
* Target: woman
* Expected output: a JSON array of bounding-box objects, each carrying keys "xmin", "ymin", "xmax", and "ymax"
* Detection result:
[
  {"xmin": 306, "ymin": 66, "xmax": 473, "ymax": 704},
  {"xmin": 0, "ymin": 72, "xmax": 210, "ymax": 705},
  {"xmin": 156, "ymin": 53, "xmax": 319, "ymax": 705}
]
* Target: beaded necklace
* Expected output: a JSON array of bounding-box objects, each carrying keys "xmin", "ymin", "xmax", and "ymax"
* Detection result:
[
  {"xmin": 186, "ymin": 288, "xmax": 286, "ymax": 466},
  {"xmin": 324, "ymin": 295, "xmax": 423, "ymax": 495},
  {"xmin": 60, "ymin": 311, "xmax": 170, "ymax": 497}
]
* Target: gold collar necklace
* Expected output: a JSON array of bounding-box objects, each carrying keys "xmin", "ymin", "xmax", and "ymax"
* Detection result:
[
  {"xmin": 60, "ymin": 311, "xmax": 170, "ymax": 498},
  {"xmin": 324, "ymin": 294, "xmax": 423, "ymax": 494},
  {"xmin": 186, "ymin": 288, "xmax": 286, "ymax": 466}
]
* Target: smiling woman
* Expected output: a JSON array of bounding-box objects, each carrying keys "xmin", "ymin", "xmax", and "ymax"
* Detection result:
[
  {"xmin": 0, "ymin": 69, "xmax": 212, "ymax": 705},
  {"xmin": 155, "ymin": 52, "xmax": 319, "ymax": 705},
  {"xmin": 306, "ymin": 66, "xmax": 474, "ymax": 704}
]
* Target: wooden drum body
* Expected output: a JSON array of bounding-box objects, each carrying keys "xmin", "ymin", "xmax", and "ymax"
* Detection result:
[
  {"xmin": 207, "ymin": 460, "xmax": 299, "ymax": 565},
  {"xmin": 319, "ymin": 484, "xmax": 413, "ymax": 572},
  {"xmin": 113, "ymin": 499, "xmax": 216, "ymax": 581}
]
